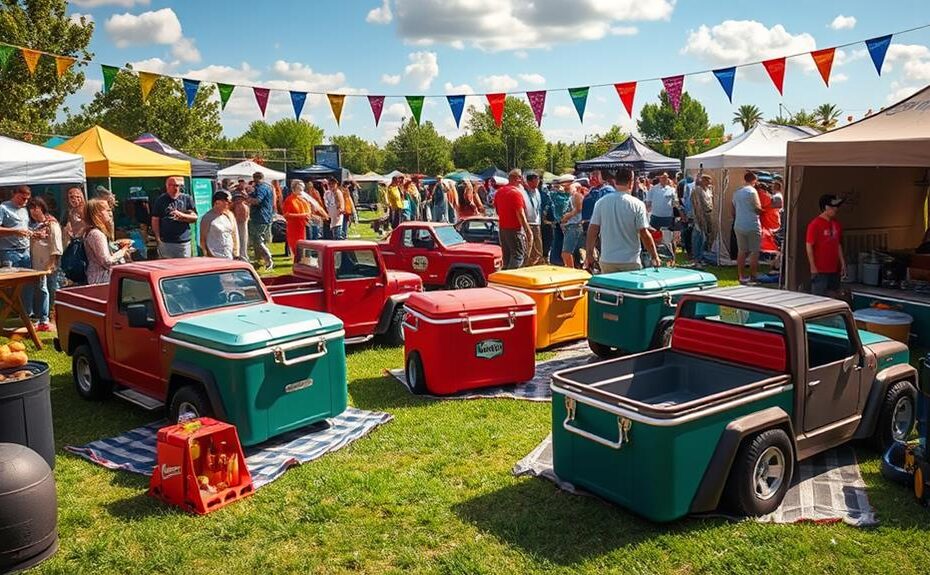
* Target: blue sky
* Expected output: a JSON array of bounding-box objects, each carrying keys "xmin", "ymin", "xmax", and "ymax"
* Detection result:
[{"xmin": 63, "ymin": 0, "xmax": 930, "ymax": 145}]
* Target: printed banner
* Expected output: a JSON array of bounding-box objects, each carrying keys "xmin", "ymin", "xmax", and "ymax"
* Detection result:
[
  {"xmin": 811, "ymin": 48, "xmax": 836, "ymax": 86},
  {"xmin": 526, "ymin": 91, "xmax": 546, "ymax": 126},
  {"xmin": 328, "ymin": 94, "xmax": 346, "ymax": 125},
  {"xmin": 614, "ymin": 82, "xmax": 636, "ymax": 118},
  {"xmin": 0, "ymin": 45, "xmax": 14, "ymax": 70},
  {"xmin": 662, "ymin": 75, "xmax": 684, "ymax": 113},
  {"xmin": 713, "ymin": 67, "xmax": 736, "ymax": 103},
  {"xmin": 138, "ymin": 71, "xmax": 158, "ymax": 103},
  {"xmin": 101, "ymin": 64, "xmax": 119, "ymax": 94},
  {"xmin": 217, "ymin": 83, "xmax": 234, "ymax": 110},
  {"xmin": 762, "ymin": 58, "xmax": 786, "ymax": 95},
  {"xmin": 447, "ymin": 94, "xmax": 466, "ymax": 128},
  {"xmin": 55, "ymin": 56, "xmax": 76, "ymax": 78},
  {"xmin": 568, "ymin": 86, "xmax": 589, "ymax": 123},
  {"xmin": 290, "ymin": 90, "xmax": 307, "ymax": 120},
  {"xmin": 866, "ymin": 34, "xmax": 893, "ymax": 76},
  {"xmin": 253, "ymin": 87, "xmax": 270, "ymax": 117},
  {"xmin": 487, "ymin": 93, "xmax": 505, "ymax": 127},
  {"xmin": 406, "ymin": 95, "xmax": 424, "ymax": 125},
  {"xmin": 368, "ymin": 95, "xmax": 385, "ymax": 126},
  {"xmin": 182, "ymin": 78, "xmax": 200, "ymax": 108},
  {"xmin": 21, "ymin": 48, "xmax": 41, "ymax": 75}
]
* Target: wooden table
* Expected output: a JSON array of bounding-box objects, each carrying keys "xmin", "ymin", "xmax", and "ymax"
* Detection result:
[{"xmin": 0, "ymin": 268, "xmax": 49, "ymax": 349}]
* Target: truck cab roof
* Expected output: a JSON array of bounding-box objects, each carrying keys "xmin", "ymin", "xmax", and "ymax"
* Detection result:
[
  {"xmin": 687, "ymin": 286, "xmax": 851, "ymax": 319},
  {"xmin": 297, "ymin": 240, "xmax": 380, "ymax": 251},
  {"xmin": 116, "ymin": 258, "xmax": 254, "ymax": 278}
]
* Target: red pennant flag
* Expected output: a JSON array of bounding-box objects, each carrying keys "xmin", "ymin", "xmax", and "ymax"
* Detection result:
[
  {"xmin": 810, "ymin": 47, "xmax": 836, "ymax": 87},
  {"xmin": 762, "ymin": 57, "xmax": 786, "ymax": 95},
  {"xmin": 253, "ymin": 87, "xmax": 270, "ymax": 117},
  {"xmin": 368, "ymin": 95, "xmax": 385, "ymax": 126},
  {"xmin": 614, "ymin": 82, "xmax": 636, "ymax": 118},
  {"xmin": 487, "ymin": 93, "xmax": 505, "ymax": 128},
  {"xmin": 526, "ymin": 91, "xmax": 546, "ymax": 126}
]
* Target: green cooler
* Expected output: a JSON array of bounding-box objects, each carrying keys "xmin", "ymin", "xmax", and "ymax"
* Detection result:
[
  {"xmin": 585, "ymin": 267, "xmax": 716, "ymax": 358},
  {"xmin": 167, "ymin": 304, "xmax": 348, "ymax": 446}
]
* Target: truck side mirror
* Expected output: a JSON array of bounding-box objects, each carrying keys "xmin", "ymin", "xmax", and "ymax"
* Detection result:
[{"xmin": 126, "ymin": 303, "xmax": 155, "ymax": 329}]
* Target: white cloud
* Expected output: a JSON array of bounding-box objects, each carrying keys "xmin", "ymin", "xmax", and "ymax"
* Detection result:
[
  {"xmin": 514, "ymin": 50, "xmax": 528, "ymax": 59},
  {"xmin": 403, "ymin": 51, "xmax": 439, "ymax": 89},
  {"xmin": 381, "ymin": 74, "xmax": 401, "ymax": 85},
  {"xmin": 105, "ymin": 8, "xmax": 182, "ymax": 47},
  {"xmin": 831, "ymin": 73, "xmax": 849, "ymax": 83},
  {"xmin": 77, "ymin": 78, "xmax": 103, "ymax": 98},
  {"xmin": 129, "ymin": 57, "xmax": 177, "ymax": 75},
  {"xmin": 518, "ymin": 73, "xmax": 546, "ymax": 85},
  {"xmin": 71, "ymin": 0, "xmax": 148, "ymax": 6},
  {"xmin": 887, "ymin": 81, "xmax": 921, "ymax": 104},
  {"xmin": 366, "ymin": 0, "xmax": 393, "ymax": 24},
  {"xmin": 883, "ymin": 43, "xmax": 930, "ymax": 82},
  {"xmin": 68, "ymin": 12, "xmax": 94, "ymax": 24},
  {"xmin": 184, "ymin": 63, "xmax": 260, "ymax": 85},
  {"xmin": 393, "ymin": 0, "xmax": 675, "ymax": 52},
  {"xmin": 552, "ymin": 105, "xmax": 575, "ymax": 118},
  {"xmin": 271, "ymin": 60, "xmax": 347, "ymax": 87},
  {"xmin": 682, "ymin": 20, "xmax": 815, "ymax": 65},
  {"xmin": 829, "ymin": 15, "xmax": 856, "ymax": 30},
  {"xmin": 479, "ymin": 74, "xmax": 518, "ymax": 92},
  {"xmin": 610, "ymin": 26, "xmax": 638, "ymax": 36},
  {"xmin": 444, "ymin": 82, "xmax": 475, "ymax": 94},
  {"xmin": 170, "ymin": 38, "xmax": 200, "ymax": 63}
]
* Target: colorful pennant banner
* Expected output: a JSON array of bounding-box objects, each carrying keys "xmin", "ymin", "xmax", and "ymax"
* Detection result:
[
  {"xmin": 447, "ymin": 94, "xmax": 466, "ymax": 128},
  {"xmin": 568, "ymin": 87, "xmax": 589, "ymax": 123},
  {"xmin": 368, "ymin": 95, "xmax": 385, "ymax": 126},
  {"xmin": 328, "ymin": 94, "xmax": 346, "ymax": 125},
  {"xmin": 762, "ymin": 58, "xmax": 786, "ymax": 95},
  {"xmin": 101, "ymin": 64, "xmax": 119, "ymax": 94},
  {"xmin": 0, "ymin": 45, "xmax": 14, "ymax": 70},
  {"xmin": 55, "ymin": 56, "xmax": 76, "ymax": 78},
  {"xmin": 527, "ymin": 91, "xmax": 546, "ymax": 126},
  {"xmin": 614, "ymin": 82, "xmax": 636, "ymax": 118},
  {"xmin": 713, "ymin": 67, "xmax": 736, "ymax": 103},
  {"xmin": 138, "ymin": 71, "xmax": 158, "ymax": 102},
  {"xmin": 406, "ymin": 95, "xmax": 424, "ymax": 125},
  {"xmin": 183, "ymin": 78, "xmax": 200, "ymax": 108},
  {"xmin": 662, "ymin": 75, "xmax": 684, "ymax": 114},
  {"xmin": 21, "ymin": 49, "xmax": 40, "ymax": 75},
  {"xmin": 811, "ymin": 48, "xmax": 836, "ymax": 86},
  {"xmin": 866, "ymin": 34, "xmax": 892, "ymax": 76},
  {"xmin": 487, "ymin": 93, "xmax": 505, "ymax": 128},
  {"xmin": 290, "ymin": 91, "xmax": 306, "ymax": 120},
  {"xmin": 217, "ymin": 83, "xmax": 235, "ymax": 110},
  {"xmin": 253, "ymin": 87, "xmax": 270, "ymax": 117}
]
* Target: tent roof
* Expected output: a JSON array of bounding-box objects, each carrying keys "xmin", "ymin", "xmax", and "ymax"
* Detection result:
[
  {"xmin": 133, "ymin": 133, "xmax": 218, "ymax": 178},
  {"xmin": 353, "ymin": 171, "xmax": 387, "ymax": 183},
  {"xmin": 287, "ymin": 164, "xmax": 341, "ymax": 179},
  {"xmin": 42, "ymin": 136, "xmax": 68, "ymax": 148},
  {"xmin": 477, "ymin": 166, "xmax": 507, "ymax": 180},
  {"xmin": 0, "ymin": 135, "xmax": 86, "ymax": 186},
  {"xmin": 787, "ymin": 84, "xmax": 930, "ymax": 167},
  {"xmin": 216, "ymin": 160, "xmax": 286, "ymax": 181},
  {"xmin": 575, "ymin": 135, "xmax": 680, "ymax": 172},
  {"xmin": 382, "ymin": 169, "xmax": 405, "ymax": 180},
  {"xmin": 56, "ymin": 125, "xmax": 190, "ymax": 178},
  {"xmin": 685, "ymin": 122, "xmax": 818, "ymax": 170}
]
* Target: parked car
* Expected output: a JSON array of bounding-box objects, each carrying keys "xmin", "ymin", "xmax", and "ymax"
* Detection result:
[{"xmin": 454, "ymin": 216, "xmax": 499, "ymax": 245}]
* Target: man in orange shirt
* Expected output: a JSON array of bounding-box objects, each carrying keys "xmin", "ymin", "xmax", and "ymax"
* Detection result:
[{"xmin": 283, "ymin": 180, "xmax": 324, "ymax": 262}]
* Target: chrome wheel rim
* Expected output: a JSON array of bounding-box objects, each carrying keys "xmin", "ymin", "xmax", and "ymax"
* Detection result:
[
  {"xmin": 177, "ymin": 401, "xmax": 200, "ymax": 421},
  {"xmin": 453, "ymin": 274, "xmax": 476, "ymax": 289},
  {"xmin": 753, "ymin": 446, "xmax": 786, "ymax": 501},
  {"xmin": 75, "ymin": 357, "xmax": 92, "ymax": 394},
  {"xmin": 892, "ymin": 396, "xmax": 914, "ymax": 441},
  {"xmin": 407, "ymin": 357, "xmax": 417, "ymax": 389}
]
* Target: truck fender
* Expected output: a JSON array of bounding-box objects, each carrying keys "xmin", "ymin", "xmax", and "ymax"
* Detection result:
[
  {"xmin": 853, "ymin": 364, "xmax": 917, "ymax": 440},
  {"xmin": 374, "ymin": 294, "xmax": 413, "ymax": 335},
  {"xmin": 67, "ymin": 323, "xmax": 113, "ymax": 382},
  {"xmin": 168, "ymin": 361, "xmax": 229, "ymax": 421},
  {"xmin": 689, "ymin": 407, "xmax": 794, "ymax": 514},
  {"xmin": 445, "ymin": 264, "xmax": 487, "ymax": 286},
  {"xmin": 650, "ymin": 316, "xmax": 676, "ymax": 348}
]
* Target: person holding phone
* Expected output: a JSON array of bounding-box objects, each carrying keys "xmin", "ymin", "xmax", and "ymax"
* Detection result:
[
  {"xmin": 152, "ymin": 175, "xmax": 197, "ymax": 258},
  {"xmin": 84, "ymin": 199, "xmax": 133, "ymax": 285}
]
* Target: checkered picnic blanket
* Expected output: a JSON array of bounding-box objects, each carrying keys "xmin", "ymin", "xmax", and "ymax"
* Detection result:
[{"xmin": 65, "ymin": 407, "xmax": 392, "ymax": 489}]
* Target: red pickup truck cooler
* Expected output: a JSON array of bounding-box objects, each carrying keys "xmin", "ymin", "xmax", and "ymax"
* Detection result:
[{"xmin": 403, "ymin": 288, "xmax": 536, "ymax": 395}]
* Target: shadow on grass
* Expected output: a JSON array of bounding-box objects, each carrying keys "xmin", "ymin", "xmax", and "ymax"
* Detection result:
[
  {"xmin": 105, "ymin": 490, "xmax": 184, "ymax": 520},
  {"xmin": 348, "ymin": 374, "xmax": 427, "ymax": 411}
]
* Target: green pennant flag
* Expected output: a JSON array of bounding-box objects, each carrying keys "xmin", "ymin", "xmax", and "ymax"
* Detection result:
[
  {"xmin": 217, "ymin": 83, "xmax": 235, "ymax": 110},
  {"xmin": 406, "ymin": 95, "xmax": 425, "ymax": 125},
  {"xmin": 101, "ymin": 64, "xmax": 119, "ymax": 94},
  {"xmin": 0, "ymin": 45, "xmax": 15, "ymax": 70},
  {"xmin": 568, "ymin": 86, "xmax": 589, "ymax": 123}
]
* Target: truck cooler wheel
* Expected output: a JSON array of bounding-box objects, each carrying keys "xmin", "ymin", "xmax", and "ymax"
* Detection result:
[
  {"xmin": 73, "ymin": 344, "xmax": 111, "ymax": 400},
  {"xmin": 169, "ymin": 385, "xmax": 212, "ymax": 423},
  {"xmin": 588, "ymin": 340, "xmax": 621, "ymax": 359},
  {"xmin": 385, "ymin": 307, "xmax": 407, "ymax": 346},
  {"xmin": 406, "ymin": 352, "xmax": 427, "ymax": 394},
  {"xmin": 873, "ymin": 381, "xmax": 916, "ymax": 451},
  {"xmin": 448, "ymin": 270, "xmax": 479, "ymax": 290},
  {"xmin": 725, "ymin": 428, "xmax": 794, "ymax": 516}
]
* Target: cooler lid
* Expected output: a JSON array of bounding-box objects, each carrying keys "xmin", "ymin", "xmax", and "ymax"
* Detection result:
[
  {"xmin": 588, "ymin": 267, "xmax": 717, "ymax": 293},
  {"xmin": 853, "ymin": 308, "xmax": 913, "ymax": 326},
  {"xmin": 405, "ymin": 287, "xmax": 534, "ymax": 318},
  {"xmin": 488, "ymin": 265, "xmax": 590, "ymax": 289},
  {"xmin": 170, "ymin": 304, "xmax": 343, "ymax": 352}
]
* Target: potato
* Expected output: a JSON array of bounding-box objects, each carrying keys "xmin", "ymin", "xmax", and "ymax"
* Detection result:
[
  {"xmin": 1, "ymin": 352, "xmax": 28, "ymax": 368},
  {"xmin": 9, "ymin": 342, "xmax": 25, "ymax": 352},
  {"xmin": 0, "ymin": 345, "xmax": 10, "ymax": 358}
]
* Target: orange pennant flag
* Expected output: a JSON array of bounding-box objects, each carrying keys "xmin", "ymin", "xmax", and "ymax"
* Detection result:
[
  {"xmin": 138, "ymin": 71, "xmax": 159, "ymax": 103},
  {"xmin": 55, "ymin": 56, "xmax": 76, "ymax": 78},
  {"xmin": 487, "ymin": 93, "xmax": 506, "ymax": 128},
  {"xmin": 21, "ymin": 49, "xmax": 41, "ymax": 75},
  {"xmin": 810, "ymin": 47, "xmax": 836, "ymax": 87},
  {"xmin": 328, "ymin": 94, "xmax": 346, "ymax": 125}
]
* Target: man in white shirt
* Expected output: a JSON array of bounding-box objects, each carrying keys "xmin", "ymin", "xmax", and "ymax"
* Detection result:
[
  {"xmin": 200, "ymin": 191, "xmax": 239, "ymax": 260},
  {"xmin": 644, "ymin": 172, "xmax": 678, "ymax": 230},
  {"xmin": 520, "ymin": 172, "xmax": 544, "ymax": 266},
  {"xmin": 585, "ymin": 168, "xmax": 660, "ymax": 273}
]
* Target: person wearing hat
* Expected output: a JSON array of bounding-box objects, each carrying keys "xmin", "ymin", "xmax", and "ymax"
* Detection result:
[
  {"xmin": 806, "ymin": 194, "xmax": 846, "ymax": 297},
  {"xmin": 152, "ymin": 176, "xmax": 198, "ymax": 259},
  {"xmin": 248, "ymin": 171, "xmax": 275, "ymax": 270},
  {"xmin": 200, "ymin": 190, "xmax": 239, "ymax": 260}
]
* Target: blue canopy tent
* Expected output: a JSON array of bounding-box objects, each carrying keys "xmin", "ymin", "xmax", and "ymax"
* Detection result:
[
  {"xmin": 42, "ymin": 136, "xmax": 68, "ymax": 148},
  {"xmin": 287, "ymin": 164, "xmax": 343, "ymax": 182},
  {"xmin": 444, "ymin": 169, "xmax": 482, "ymax": 183},
  {"xmin": 477, "ymin": 166, "xmax": 507, "ymax": 180},
  {"xmin": 574, "ymin": 136, "xmax": 680, "ymax": 174},
  {"xmin": 133, "ymin": 133, "xmax": 218, "ymax": 179}
]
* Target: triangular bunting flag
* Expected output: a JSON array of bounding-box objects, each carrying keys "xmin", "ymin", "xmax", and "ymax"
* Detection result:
[
  {"xmin": 526, "ymin": 91, "xmax": 546, "ymax": 126},
  {"xmin": 762, "ymin": 58, "xmax": 786, "ymax": 95},
  {"xmin": 614, "ymin": 82, "xmax": 636, "ymax": 118},
  {"xmin": 0, "ymin": 45, "xmax": 15, "ymax": 70},
  {"xmin": 406, "ymin": 95, "xmax": 424, "ymax": 125},
  {"xmin": 662, "ymin": 75, "xmax": 684, "ymax": 113},
  {"xmin": 138, "ymin": 71, "xmax": 158, "ymax": 103},
  {"xmin": 865, "ymin": 35, "xmax": 893, "ymax": 76},
  {"xmin": 713, "ymin": 67, "xmax": 736, "ymax": 103},
  {"xmin": 217, "ymin": 83, "xmax": 234, "ymax": 110},
  {"xmin": 447, "ymin": 95, "xmax": 466, "ymax": 128},
  {"xmin": 810, "ymin": 48, "xmax": 836, "ymax": 87},
  {"xmin": 328, "ymin": 94, "xmax": 346, "ymax": 125},
  {"xmin": 182, "ymin": 78, "xmax": 200, "ymax": 108},
  {"xmin": 486, "ymin": 93, "xmax": 505, "ymax": 128},
  {"xmin": 368, "ymin": 96, "xmax": 385, "ymax": 126},
  {"xmin": 253, "ymin": 87, "xmax": 270, "ymax": 117},
  {"xmin": 290, "ymin": 91, "xmax": 307, "ymax": 120},
  {"xmin": 55, "ymin": 56, "xmax": 76, "ymax": 78},
  {"xmin": 568, "ymin": 87, "xmax": 589, "ymax": 123},
  {"xmin": 21, "ymin": 49, "xmax": 41, "ymax": 75},
  {"xmin": 101, "ymin": 65, "xmax": 119, "ymax": 94}
]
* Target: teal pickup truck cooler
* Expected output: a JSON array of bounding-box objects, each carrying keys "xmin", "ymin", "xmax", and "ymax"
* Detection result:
[
  {"xmin": 585, "ymin": 267, "xmax": 716, "ymax": 356},
  {"xmin": 167, "ymin": 304, "xmax": 348, "ymax": 446}
]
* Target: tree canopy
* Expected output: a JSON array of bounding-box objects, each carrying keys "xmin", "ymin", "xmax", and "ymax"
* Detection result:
[
  {"xmin": 452, "ymin": 97, "xmax": 547, "ymax": 172},
  {"xmin": 732, "ymin": 104, "xmax": 763, "ymax": 132},
  {"xmin": 383, "ymin": 118, "xmax": 453, "ymax": 175},
  {"xmin": 330, "ymin": 134, "xmax": 384, "ymax": 174},
  {"xmin": 637, "ymin": 90, "xmax": 725, "ymax": 161}
]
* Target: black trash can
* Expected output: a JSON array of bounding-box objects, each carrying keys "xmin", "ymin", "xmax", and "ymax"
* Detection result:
[
  {"xmin": 0, "ymin": 361, "xmax": 54, "ymax": 469},
  {"xmin": 0, "ymin": 443, "xmax": 58, "ymax": 573}
]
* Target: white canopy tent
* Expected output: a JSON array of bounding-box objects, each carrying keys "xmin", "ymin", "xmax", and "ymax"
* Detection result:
[
  {"xmin": 382, "ymin": 170, "xmax": 405, "ymax": 181},
  {"xmin": 217, "ymin": 160, "xmax": 286, "ymax": 181},
  {"xmin": 0, "ymin": 135, "xmax": 86, "ymax": 186},
  {"xmin": 353, "ymin": 171, "xmax": 388, "ymax": 183}
]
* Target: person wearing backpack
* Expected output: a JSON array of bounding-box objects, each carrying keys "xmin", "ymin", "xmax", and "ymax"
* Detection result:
[{"xmin": 84, "ymin": 199, "xmax": 133, "ymax": 285}]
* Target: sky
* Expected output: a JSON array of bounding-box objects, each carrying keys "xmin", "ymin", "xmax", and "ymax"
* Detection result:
[{"xmin": 61, "ymin": 0, "xmax": 930, "ymax": 147}]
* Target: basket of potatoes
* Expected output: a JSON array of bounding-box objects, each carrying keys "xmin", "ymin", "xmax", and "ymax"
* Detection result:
[{"xmin": 0, "ymin": 336, "xmax": 30, "ymax": 383}]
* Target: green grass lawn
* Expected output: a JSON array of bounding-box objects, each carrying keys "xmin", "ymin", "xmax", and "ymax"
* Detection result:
[{"xmin": 20, "ymin": 219, "xmax": 930, "ymax": 574}]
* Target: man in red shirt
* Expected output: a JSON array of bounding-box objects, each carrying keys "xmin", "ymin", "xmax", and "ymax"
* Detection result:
[
  {"xmin": 494, "ymin": 169, "xmax": 534, "ymax": 269},
  {"xmin": 805, "ymin": 194, "xmax": 846, "ymax": 297}
]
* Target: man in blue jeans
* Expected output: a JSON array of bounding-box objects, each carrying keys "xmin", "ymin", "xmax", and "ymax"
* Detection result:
[
  {"xmin": 0, "ymin": 186, "xmax": 36, "ymax": 314},
  {"xmin": 248, "ymin": 171, "xmax": 275, "ymax": 270}
]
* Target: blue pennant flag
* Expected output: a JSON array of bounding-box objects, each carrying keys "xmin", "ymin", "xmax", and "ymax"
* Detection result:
[
  {"xmin": 447, "ymin": 95, "xmax": 466, "ymax": 128},
  {"xmin": 290, "ymin": 91, "xmax": 307, "ymax": 120},
  {"xmin": 182, "ymin": 78, "xmax": 200, "ymax": 109},
  {"xmin": 865, "ymin": 35, "xmax": 893, "ymax": 76},
  {"xmin": 713, "ymin": 67, "xmax": 736, "ymax": 103}
]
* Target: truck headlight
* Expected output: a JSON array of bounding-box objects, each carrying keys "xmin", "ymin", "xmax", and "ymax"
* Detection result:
[{"xmin": 494, "ymin": 258, "xmax": 502, "ymax": 270}]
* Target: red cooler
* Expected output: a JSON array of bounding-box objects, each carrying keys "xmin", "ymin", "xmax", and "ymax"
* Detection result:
[{"xmin": 403, "ymin": 288, "xmax": 536, "ymax": 395}]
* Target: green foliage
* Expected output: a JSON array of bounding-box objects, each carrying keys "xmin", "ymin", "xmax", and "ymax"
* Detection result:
[
  {"xmin": 0, "ymin": 0, "xmax": 94, "ymax": 137},
  {"xmin": 637, "ymin": 90, "xmax": 724, "ymax": 161},
  {"xmin": 209, "ymin": 119, "xmax": 325, "ymax": 170},
  {"xmin": 452, "ymin": 97, "xmax": 546, "ymax": 171},
  {"xmin": 383, "ymin": 118, "xmax": 453, "ymax": 175},
  {"xmin": 770, "ymin": 108, "xmax": 820, "ymax": 130},
  {"xmin": 813, "ymin": 103, "xmax": 842, "ymax": 131},
  {"xmin": 732, "ymin": 104, "xmax": 763, "ymax": 132},
  {"xmin": 330, "ymin": 134, "xmax": 384, "ymax": 174}
]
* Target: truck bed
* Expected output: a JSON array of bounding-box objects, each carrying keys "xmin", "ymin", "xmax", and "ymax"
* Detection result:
[
  {"xmin": 56, "ymin": 283, "xmax": 109, "ymax": 312},
  {"xmin": 263, "ymin": 274, "xmax": 325, "ymax": 311}
]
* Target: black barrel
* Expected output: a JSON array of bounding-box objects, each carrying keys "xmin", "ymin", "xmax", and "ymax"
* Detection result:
[
  {"xmin": 0, "ymin": 443, "xmax": 58, "ymax": 573},
  {"xmin": 0, "ymin": 362, "xmax": 54, "ymax": 469}
]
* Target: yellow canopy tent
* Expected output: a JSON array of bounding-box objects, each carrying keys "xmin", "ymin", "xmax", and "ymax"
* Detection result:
[{"xmin": 56, "ymin": 125, "xmax": 191, "ymax": 178}]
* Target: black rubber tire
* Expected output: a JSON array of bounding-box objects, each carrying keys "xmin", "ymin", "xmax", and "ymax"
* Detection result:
[
  {"xmin": 651, "ymin": 320, "xmax": 675, "ymax": 349},
  {"xmin": 168, "ymin": 385, "xmax": 212, "ymax": 423},
  {"xmin": 384, "ymin": 306, "xmax": 407, "ymax": 347},
  {"xmin": 588, "ymin": 339, "xmax": 621, "ymax": 359},
  {"xmin": 72, "ymin": 344, "xmax": 111, "ymax": 400},
  {"xmin": 406, "ymin": 352, "xmax": 427, "ymax": 395},
  {"xmin": 724, "ymin": 428, "xmax": 794, "ymax": 517},
  {"xmin": 872, "ymin": 380, "xmax": 917, "ymax": 451},
  {"xmin": 448, "ymin": 269, "xmax": 480, "ymax": 290}
]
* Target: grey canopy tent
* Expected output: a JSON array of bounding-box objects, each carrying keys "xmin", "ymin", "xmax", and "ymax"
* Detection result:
[
  {"xmin": 133, "ymin": 133, "xmax": 218, "ymax": 178},
  {"xmin": 477, "ymin": 166, "xmax": 507, "ymax": 180},
  {"xmin": 575, "ymin": 136, "xmax": 680, "ymax": 174},
  {"xmin": 286, "ymin": 164, "xmax": 343, "ymax": 182}
]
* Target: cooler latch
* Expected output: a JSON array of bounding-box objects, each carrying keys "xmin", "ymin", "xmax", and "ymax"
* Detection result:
[{"xmin": 563, "ymin": 396, "xmax": 632, "ymax": 450}]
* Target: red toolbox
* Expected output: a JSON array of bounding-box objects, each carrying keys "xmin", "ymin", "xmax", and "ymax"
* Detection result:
[
  {"xmin": 403, "ymin": 287, "xmax": 536, "ymax": 395},
  {"xmin": 148, "ymin": 417, "xmax": 254, "ymax": 515}
]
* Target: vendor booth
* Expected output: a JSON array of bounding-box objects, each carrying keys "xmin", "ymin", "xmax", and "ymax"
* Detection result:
[
  {"xmin": 217, "ymin": 160, "xmax": 285, "ymax": 182},
  {"xmin": 785, "ymin": 85, "xmax": 930, "ymax": 345},
  {"xmin": 685, "ymin": 122, "xmax": 819, "ymax": 263},
  {"xmin": 575, "ymin": 136, "xmax": 680, "ymax": 174},
  {"xmin": 0, "ymin": 135, "xmax": 86, "ymax": 219}
]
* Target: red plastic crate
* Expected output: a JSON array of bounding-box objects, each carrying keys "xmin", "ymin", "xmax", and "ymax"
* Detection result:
[{"xmin": 148, "ymin": 417, "xmax": 254, "ymax": 515}]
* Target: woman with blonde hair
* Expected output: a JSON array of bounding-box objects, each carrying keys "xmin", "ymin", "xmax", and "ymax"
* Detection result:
[{"xmin": 84, "ymin": 198, "xmax": 132, "ymax": 285}]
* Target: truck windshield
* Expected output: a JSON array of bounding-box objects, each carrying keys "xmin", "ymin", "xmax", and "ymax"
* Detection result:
[
  {"xmin": 160, "ymin": 270, "xmax": 266, "ymax": 316},
  {"xmin": 434, "ymin": 225, "xmax": 466, "ymax": 247}
]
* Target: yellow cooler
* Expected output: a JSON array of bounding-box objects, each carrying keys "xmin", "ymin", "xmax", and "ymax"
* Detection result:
[{"xmin": 489, "ymin": 265, "xmax": 590, "ymax": 349}]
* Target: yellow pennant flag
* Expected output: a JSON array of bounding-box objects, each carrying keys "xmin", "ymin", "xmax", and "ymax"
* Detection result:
[
  {"xmin": 55, "ymin": 56, "xmax": 76, "ymax": 78},
  {"xmin": 138, "ymin": 71, "xmax": 159, "ymax": 102},
  {"xmin": 21, "ymin": 49, "xmax": 41, "ymax": 75},
  {"xmin": 328, "ymin": 94, "xmax": 346, "ymax": 125}
]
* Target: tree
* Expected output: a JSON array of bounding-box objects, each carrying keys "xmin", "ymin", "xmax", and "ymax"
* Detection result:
[
  {"xmin": 813, "ymin": 103, "xmax": 841, "ymax": 131},
  {"xmin": 330, "ymin": 135, "xmax": 383, "ymax": 174},
  {"xmin": 637, "ymin": 90, "xmax": 725, "ymax": 161},
  {"xmin": 0, "ymin": 0, "xmax": 94, "ymax": 137},
  {"xmin": 732, "ymin": 104, "xmax": 763, "ymax": 132},
  {"xmin": 452, "ymin": 97, "xmax": 546, "ymax": 171},
  {"xmin": 581, "ymin": 125, "xmax": 629, "ymax": 161},
  {"xmin": 383, "ymin": 118, "xmax": 453, "ymax": 174},
  {"xmin": 215, "ymin": 118, "xmax": 325, "ymax": 170},
  {"xmin": 769, "ymin": 108, "xmax": 820, "ymax": 130}
]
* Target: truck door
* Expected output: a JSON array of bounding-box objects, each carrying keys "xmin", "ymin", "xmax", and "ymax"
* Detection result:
[
  {"xmin": 803, "ymin": 313, "xmax": 862, "ymax": 432},
  {"xmin": 401, "ymin": 227, "xmax": 443, "ymax": 285},
  {"xmin": 110, "ymin": 277, "xmax": 163, "ymax": 395},
  {"xmin": 330, "ymin": 247, "xmax": 387, "ymax": 338}
]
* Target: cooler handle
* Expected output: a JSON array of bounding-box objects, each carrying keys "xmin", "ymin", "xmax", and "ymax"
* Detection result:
[
  {"xmin": 591, "ymin": 289, "xmax": 622, "ymax": 307},
  {"xmin": 402, "ymin": 312, "xmax": 419, "ymax": 332},
  {"xmin": 556, "ymin": 286, "xmax": 585, "ymax": 301},
  {"xmin": 273, "ymin": 339, "xmax": 328, "ymax": 366},
  {"xmin": 463, "ymin": 312, "xmax": 515, "ymax": 334},
  {"xmin": 562, "ymin": 396, "xmax": 631, "ymax": 450}
]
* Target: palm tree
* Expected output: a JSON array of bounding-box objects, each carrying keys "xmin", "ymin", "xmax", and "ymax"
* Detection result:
[
  {"xmin": 813, "ymin": 103, "xmax": 842, "ymax": 131},
  {"xmin": 790, "ymin": 109, "xmax": 819, "ymax": 130},
  {"xmin": 732, "ymin": 105, "xmax": 763, "ymax": 132}
]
